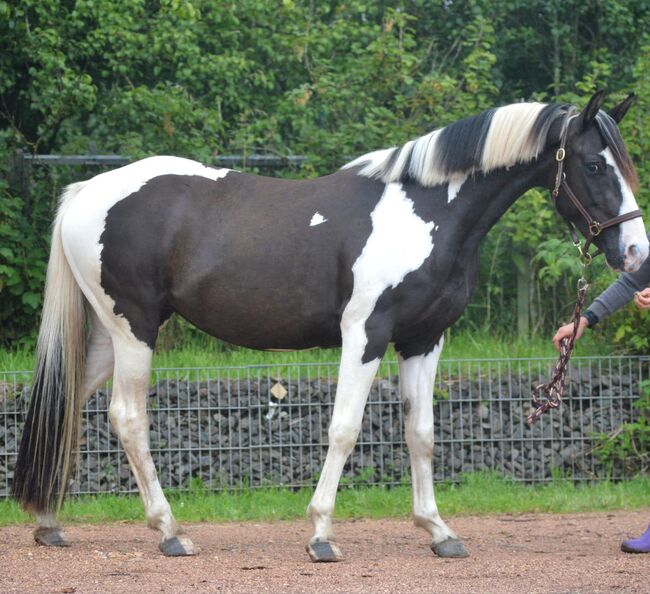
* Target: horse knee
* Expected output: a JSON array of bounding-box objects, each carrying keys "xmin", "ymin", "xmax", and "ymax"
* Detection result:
[
  {"xmin": 328, "ymin": 421, "xmax": 360, "ymax": 454},
  {"xmin": 406, "ymin": 424, "xmax": 434, "ymax": 457}
]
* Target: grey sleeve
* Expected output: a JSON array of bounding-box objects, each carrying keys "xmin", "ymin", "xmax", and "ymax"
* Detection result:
[{"xmin": 587, "ymin": 240, "xmax": 650, "ymax": 321}]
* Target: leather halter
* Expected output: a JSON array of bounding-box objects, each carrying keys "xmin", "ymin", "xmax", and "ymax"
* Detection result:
[{"xmin": 552, "ymin": 109, "xmax": 643, "ymax": 264}]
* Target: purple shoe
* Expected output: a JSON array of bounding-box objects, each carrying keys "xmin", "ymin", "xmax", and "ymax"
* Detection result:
[{"xmin": 621, "ymin": 524, "xmax": 650, "ymax": 553}]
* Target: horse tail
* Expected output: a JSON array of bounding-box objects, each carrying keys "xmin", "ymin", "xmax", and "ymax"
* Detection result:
[{"xmin": 12, "ymin": 182, "xmax": 88, "ymax": 514}]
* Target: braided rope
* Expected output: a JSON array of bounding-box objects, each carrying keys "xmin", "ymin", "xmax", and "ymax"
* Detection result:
[{"xmin": 527, "ymin": 279, "xmax": 588, "ymax": 425}]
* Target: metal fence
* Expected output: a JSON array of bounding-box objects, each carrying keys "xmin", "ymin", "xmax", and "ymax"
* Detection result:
[{"xmin": 1, "ymin": 355, "xmax": 648, "ymax": 497}]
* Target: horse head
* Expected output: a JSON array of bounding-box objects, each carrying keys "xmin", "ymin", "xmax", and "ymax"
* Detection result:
[{"xmin": 550, "ymin": 91, "xmax": 648, "ymax": 272}]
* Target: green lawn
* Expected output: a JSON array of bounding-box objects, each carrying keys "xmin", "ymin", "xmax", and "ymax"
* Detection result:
[
  {"xmin": 0, "ymin": 329, "xmax": 610, "ymax": 373},
  {"xmin": 1, "ymin": 473, "xmax": 648, "ymax": 526}
]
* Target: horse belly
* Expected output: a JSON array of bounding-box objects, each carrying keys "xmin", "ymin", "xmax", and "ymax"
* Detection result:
[{"xmin": 171, "ymin": 265, "xmax": 345, "ymax": 350}]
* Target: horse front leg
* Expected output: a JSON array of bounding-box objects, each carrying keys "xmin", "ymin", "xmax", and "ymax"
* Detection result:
[
  {"xmin": 398, "ymin": 337, "xmax": 469, "ymax": 558},
  {"xmin": 306, "ymin": 320, "xmax": 386, "ymax": 562}
]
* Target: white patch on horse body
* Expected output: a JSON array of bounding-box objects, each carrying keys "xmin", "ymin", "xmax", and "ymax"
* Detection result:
[
  {"xmin": 600, "ymin": 148, "xmax": 649, "ymax": 269},
  {"xmin": 59, "ymin": 157, "xmax": 230, "ymax": 342},
  {"xmin": 446, "ymin": 174, "xmax": 466, "ymax": 203},
  {"xmin": 310, "ymin": 212, "xmax": 328, "ymax": 226},
  {"xmin": 342, "ymin": 182, "xmax": 435, "ymax": 347}
]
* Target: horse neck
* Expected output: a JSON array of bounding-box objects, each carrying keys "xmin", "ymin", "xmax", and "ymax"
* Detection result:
[{"xmin": 449, "ymin": 156, "xmax": 553, "ymax": 254}]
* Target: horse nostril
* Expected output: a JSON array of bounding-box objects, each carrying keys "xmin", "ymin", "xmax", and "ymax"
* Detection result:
[{"xmin": 627, "ymin": 244, "xmax": 640, "ymax": 259}]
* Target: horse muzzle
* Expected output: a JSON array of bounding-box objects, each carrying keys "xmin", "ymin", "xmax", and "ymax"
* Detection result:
[{"xmin": 622, "ymin": 240, "xmax": 649, "ymax": 273}]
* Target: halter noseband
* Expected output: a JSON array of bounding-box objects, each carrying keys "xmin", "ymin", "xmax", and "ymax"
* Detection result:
[{"xmin": 552, "ymin": 109, "xmax": 643, "ymax": 264}]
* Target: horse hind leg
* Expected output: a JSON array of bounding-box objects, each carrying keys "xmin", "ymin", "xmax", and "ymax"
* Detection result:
[
  {"xmin": 34, "ymin": 311, "xmax": 116, "ymax": 547},
  {"xmin": 398, "ymin": 338, "xmax": 468, "ymax": 558},
  {"xmin": 109, "ymin": 334, "xmax": 195, "ymax": 556}
]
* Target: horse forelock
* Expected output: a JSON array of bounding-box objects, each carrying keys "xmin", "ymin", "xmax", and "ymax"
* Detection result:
[
  {"xmin": 343, "ymin": 102, "xmax": 575, "ymax": 187},
  {"xmin": 595, "ymin": 111, "xmax": 639, "ymax": 193}
]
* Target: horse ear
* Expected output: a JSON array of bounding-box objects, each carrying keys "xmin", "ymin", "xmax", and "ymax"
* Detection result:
[
  {"xmin": 576, "ymin": 90, "xmax": 606, "ymax": 130},
  {"xmin": 609, "ymin": 93, "xmax": 636, "ymax": 123}
]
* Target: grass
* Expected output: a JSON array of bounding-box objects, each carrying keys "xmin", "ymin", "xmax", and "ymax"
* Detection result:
[
  {"xmin": 0, "ymin": 329, "xmax": 611, "ymax": 374},
  {"xmin": 1, "ymin": 473, "xmax": 648, "ymax": 527}
]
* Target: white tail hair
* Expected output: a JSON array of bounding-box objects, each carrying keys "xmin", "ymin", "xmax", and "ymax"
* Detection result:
[{"xmin": 12, "ymin": 182, "xmax": 88, "ymax": 513}]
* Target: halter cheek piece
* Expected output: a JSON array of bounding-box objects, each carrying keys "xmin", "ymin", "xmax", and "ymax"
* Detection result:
[{"xmin": 552, "ymin": 109, "xmax": 643, "ymax": 264}]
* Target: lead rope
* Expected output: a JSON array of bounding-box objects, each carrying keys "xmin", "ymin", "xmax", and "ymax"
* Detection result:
[{"xmin": 527, "ymin": 275, "xmax": 589, "ymax": 425}]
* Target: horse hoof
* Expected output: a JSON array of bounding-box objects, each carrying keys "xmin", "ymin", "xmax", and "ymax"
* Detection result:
[
  {"xmin": 159, "ymin": 535, "xmax": 198, "ymax": 556},
  {"xmin": 431, "ymin": 538, "xmax": 469, "ymax": 558},
  {"xmin": 34, "ymin": 527, "xmax": 70, "ymax": 547},
  {"xmin": 306, "ymin": 540, "xmax": 343, "ymax": 562}
]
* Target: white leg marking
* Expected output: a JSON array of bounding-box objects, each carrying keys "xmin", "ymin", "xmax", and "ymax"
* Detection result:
[
  {"xmin": 109, "ymin": 339, "xmax": 181, "ymax": 541},
  {"xmin": 600, "ymin": 148, "xmax": 649, "ymax": 271},
  {"xmin": 307, "ymin": 326, "xmax": 382, "ymax": 543},
  {"xmin": 398, "ymin": 339, "xmax": 456, "ymax": 544}
]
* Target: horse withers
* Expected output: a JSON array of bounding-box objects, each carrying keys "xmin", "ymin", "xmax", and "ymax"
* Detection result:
[{"xmin": 12, "ymin": 91, "xmax": 647, "ymax": 560}]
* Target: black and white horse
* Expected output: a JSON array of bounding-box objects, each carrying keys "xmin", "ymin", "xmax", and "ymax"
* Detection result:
[{"xmin": 13, "ymin": 92, "xmax": 647, "ymax": 560}]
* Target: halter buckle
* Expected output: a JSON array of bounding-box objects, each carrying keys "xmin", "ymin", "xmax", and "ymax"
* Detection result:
[
  {"xmin": 579, "ymin": 249, "xmax": 593, "ymax": 266},
  {"xmin": 589, "ymin": 221, "xmax": 602, "ymax": 236},
  {"xmin": 556, "ymin": 148, "xmax": 566, "ymax": 162},
  {"xmin": 574, "ymin": 241, "xmax": 593, "ymax": 266}
]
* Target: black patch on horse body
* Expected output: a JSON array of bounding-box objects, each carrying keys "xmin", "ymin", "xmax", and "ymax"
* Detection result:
[{"xmin": 99, "ymin": 170, "xmax": 381, "ymax": 350}]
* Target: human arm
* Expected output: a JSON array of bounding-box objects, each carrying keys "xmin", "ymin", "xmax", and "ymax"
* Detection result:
[{"xmin": 552, "ymin": 233, "xmax": 650, "ymax": 350}]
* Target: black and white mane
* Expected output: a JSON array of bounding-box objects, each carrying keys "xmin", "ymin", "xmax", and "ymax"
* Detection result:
[{"xmin": 344, "ymin": 102, "xmax": 638, "ymax": 191}]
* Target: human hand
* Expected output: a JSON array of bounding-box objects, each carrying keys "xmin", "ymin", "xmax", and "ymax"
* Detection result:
[
  {"xmin": 552, "ymin": 317, "xmax": 588, "ymax": 351},
  {"xmin": 634, "ymin": 288, "xmax": 650, "ymax": 310}
]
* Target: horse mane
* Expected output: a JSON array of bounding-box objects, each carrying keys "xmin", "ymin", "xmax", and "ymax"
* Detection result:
[{"xmin": 343, "ymin": 101, "xmax": 638, "ymax": 191}]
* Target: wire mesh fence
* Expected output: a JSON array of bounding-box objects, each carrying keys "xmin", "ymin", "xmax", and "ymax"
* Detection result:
[{"xmin": 1, "ymin": 355, "xmax": 648, "ymax": 497}]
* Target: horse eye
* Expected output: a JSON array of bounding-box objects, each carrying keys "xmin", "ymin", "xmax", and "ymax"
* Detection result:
[{"xmin": 585, "ymin": 162, "xmax": 601, "ymax": 174}]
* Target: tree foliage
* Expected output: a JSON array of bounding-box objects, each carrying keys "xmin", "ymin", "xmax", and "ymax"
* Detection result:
[{"xmin": 1, "ymin": 0, "xmax": 649, "ymax": 348}]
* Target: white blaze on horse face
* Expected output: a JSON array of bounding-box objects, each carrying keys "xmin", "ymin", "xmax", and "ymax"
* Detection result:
[
  {"xmin": 310, "ymin": 212, "xmax": 327, "ymax": 226},
  {"xmin": 59, "ymin": 156, "xmax": 231, "ymax": 343},
  {"xmin": 600, "ymin": 148, "xmax": 649, "ymax": 272}
]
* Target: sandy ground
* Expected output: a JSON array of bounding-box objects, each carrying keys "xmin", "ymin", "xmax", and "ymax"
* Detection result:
[{"xmin": 1, "ymin": 510, "xmax": 650, "ymax": 593}]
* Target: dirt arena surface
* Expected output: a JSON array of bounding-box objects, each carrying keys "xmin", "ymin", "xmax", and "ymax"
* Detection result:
[{"xmin": 2, "ymin": 510, "xmax": 650, "ymax": 593}]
